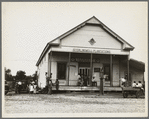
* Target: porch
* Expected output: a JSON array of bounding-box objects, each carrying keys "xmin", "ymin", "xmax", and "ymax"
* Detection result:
[
  {"xmin": 49, "ymin": 51, "xmax": 129, "ymax": 87},
  {"xmin": 52, "ymin": 86, "xmax": 122, "ymax": 92}
]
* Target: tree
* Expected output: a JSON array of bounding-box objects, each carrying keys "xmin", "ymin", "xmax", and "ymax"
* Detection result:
[
  {"xmin": 32, "ymin": 71, "xmax": 38, "ymax": 81},
  {"xmin": 16, "ymin": 70, "xmax": 26, "ymax": 81},
  {"xmin": 32, "ymin": 71, "xmax": 38, "ymax": 85},
  {"xmin": 5, "ymin": 68, "xmax": 13, "ymax": 81},
  {"xmin": 5, "ymin": 69, "xmax": 11, "ymax": 75}
]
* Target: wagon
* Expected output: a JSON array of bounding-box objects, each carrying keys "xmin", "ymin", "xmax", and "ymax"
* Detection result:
[{"xmin": 122, "ymin": 87, "xmax": 144, "ymax": 98}]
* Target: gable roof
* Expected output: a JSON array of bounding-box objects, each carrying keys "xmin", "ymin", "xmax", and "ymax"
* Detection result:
[
  {"xmin": 49, "ymin": 16, "xmax": 134, "ymax": 50},
  {"xmin": 36, "ymin": 16, "xmax": 134, "ymax": 66}
]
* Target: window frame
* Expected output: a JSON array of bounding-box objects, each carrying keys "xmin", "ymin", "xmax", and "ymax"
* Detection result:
[{"xmin": 57, "ymin": 62, "xmax": 67, "ymax": 80}]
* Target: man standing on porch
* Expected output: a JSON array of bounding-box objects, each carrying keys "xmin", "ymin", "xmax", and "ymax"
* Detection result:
[
  {"xmin": 45, "ymin": 72, "xmax": 52, "ymax": 94},
  {"xmin": 46, "ymin": 77, "xmax": 52, "ymax": 95}
]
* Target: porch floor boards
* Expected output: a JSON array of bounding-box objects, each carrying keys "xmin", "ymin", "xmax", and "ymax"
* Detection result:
[{"xmin": 53, "ymin": 86, "xmax": 122, "ymax": 91}]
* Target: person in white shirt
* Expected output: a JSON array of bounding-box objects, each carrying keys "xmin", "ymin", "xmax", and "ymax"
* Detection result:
[
  {"xmin": 136, "ymin": 81, "xmax": 142, "ymax": 88},
  {"xmin": 33, "ymin": 84, "xmax": 37, "ymax": 94},
  {"xmin": 92, "ymin": 76, "xmax": 97, "ymax": 86},
  {"xmin": 132, "ymin": 81, "xmax": 136, "ymax": 87},
  {"xmin": 18, "ymin": 81, "xmax": 22, "ymax": 85},
  {"xmin": 77, "ymin": 74, "xmax": 81, "ymax": 79},
  {"xmin": 120, "ymin": 77, "xmax": 126, "ymax": 87},
  {"xmin": 92, "ymin": 77, "xmax": 96, "ymax": 82},
  {"xmin": 29, "ymin": 83, "xmax": 34, "ymax": 94},
  {"xmin": 17, "ymin": 81, "xmax": 22, "ymax": 94}
]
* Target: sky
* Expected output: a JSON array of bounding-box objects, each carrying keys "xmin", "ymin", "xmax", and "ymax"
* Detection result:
[{"xmin": 2, "ymin": 2, "xmax": 148, "ymax": 76}]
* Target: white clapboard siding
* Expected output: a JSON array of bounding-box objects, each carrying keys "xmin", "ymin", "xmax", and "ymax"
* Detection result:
[{"xmin": 61, "ymin": 25, "xmax": 122, "ymax": 49}]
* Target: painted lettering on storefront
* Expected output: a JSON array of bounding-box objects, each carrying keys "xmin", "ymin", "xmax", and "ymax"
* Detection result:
[
  {"xmin": 73, "ymin": 48, "xmax": 110, "ymax": 54},
  {"xmin": 71, "ymin": 58, "xmax": 100, "ymax": 63}
]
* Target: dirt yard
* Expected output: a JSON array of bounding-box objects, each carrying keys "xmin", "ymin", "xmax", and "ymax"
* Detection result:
[{"xmin": 3, "ymin": 92, "xmax": 146, "ymax": 117}]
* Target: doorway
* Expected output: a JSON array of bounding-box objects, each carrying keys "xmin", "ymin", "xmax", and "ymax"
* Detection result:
[
  {"xmin": 79, "ymin": 67, "xmax": 90, "ymax": 86},
  {"xmin": 103, "ymin": 64, "xmax": 110, "ymax": 86}
]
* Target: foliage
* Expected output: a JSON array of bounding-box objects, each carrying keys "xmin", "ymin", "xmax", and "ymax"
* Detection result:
[
  {"xmin": 24, "ymin": 76, "xmax": 32, "ymax": 84},
  {"xmin": 5, "ymin": 68, "xmax": 13, "ymax": 81},
  {"xmin": 15, "ymin": 70, "xmax": 26, "ymax": 81},
  {"xmin": 32, "ymin": 71, "xmax": 38, "ymax": 81}
]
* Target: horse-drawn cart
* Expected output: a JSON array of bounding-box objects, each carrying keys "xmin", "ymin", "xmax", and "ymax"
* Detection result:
[{"xmin": 122, "ymin": 87, "xmax": 144, "ymax": 98}]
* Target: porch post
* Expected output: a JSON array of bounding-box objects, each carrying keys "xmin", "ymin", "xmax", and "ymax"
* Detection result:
[
  {"xmin": 110, "ymin": 55, "xmax": 113, "ymax": 86},
  {"xmin": 127, "ymin": 55, "xmax": 129, "ymax": 81},
  {"xmin": 68, "ymin": 52, "xmax": 71, "ymax": 86},
  {"xmin": 89, "ymin": 53, "xmax": 93, "ymax": 86},
  {"xmin": 119, "ymin": 57, "xmax": 121, "ymax": 87},
  {"xmin": 49, "ymin": 51, "xmax": 52, "ymax": 77},
  {"xmin": 48, "ymin": 53, "xmax": 50, "ymax": 77}
]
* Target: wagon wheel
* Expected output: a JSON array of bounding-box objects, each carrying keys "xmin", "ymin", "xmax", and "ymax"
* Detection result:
[
  {"xmin": 136, "ymin": 91, "xmax": 141, "ymax": 98},
  {"xmin": 123, "ymin": 92, "xmax": 128, "ymax": 98}
]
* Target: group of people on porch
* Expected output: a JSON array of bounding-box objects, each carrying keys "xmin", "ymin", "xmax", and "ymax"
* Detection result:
[
  {"xmin": 120, "ymin": 74, "xmax": 144, "ymax": 89},
  {"xmin": 77, "ymin": 74, "xmax": 98, "ymax": 86},
  {"xmin": 77, "ymin": 73, "xmax": 144, "ymax": 89}
]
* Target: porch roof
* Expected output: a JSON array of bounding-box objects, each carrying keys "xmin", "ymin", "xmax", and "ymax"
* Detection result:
[
  {"xmin": 129, "ymin": 59, "xmax": 145, "ymax": 72},
  {"xmin": 122, "ymin": 58, "xmax": 145, "ymax": 72}
]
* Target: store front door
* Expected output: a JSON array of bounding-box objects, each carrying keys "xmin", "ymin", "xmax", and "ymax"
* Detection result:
[
  {"xmin": 79, "ymin": 67, "xmax": 90, "ymax": 86},
  {"xmin": 103, "ymin": 64, "xmax": 110, "ymax": 86}
]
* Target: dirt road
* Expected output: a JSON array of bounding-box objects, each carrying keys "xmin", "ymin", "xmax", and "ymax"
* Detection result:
[{"xmin": 4, "ymin": 92, "xmax": 145, "ymax": 114}]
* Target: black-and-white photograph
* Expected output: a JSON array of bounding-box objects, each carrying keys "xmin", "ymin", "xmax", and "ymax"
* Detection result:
[{"xmin": 2, "ymin": 2, "xmax": 148, "ymax": 118}]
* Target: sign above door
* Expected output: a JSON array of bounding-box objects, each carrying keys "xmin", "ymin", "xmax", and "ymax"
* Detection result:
[
  {"xmin": 73, "ymin": 48, "xmax": 110, "ymax": 54},
  {"xmin": 71, "ymin": 58, "xmax": 100, "ymax": 63}
]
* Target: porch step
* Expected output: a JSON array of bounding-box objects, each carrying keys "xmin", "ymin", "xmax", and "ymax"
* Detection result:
[
  {"xmin": 104, "ymin": 87, "xmax": 122, "ymax": 91},
  {"xmin": 52, "ymin": 86, "xmax": 122, "ymax": 92}
]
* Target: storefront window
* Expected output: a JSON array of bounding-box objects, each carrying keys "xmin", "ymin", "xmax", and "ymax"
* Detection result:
[{"xmin": 57, "ymin": 63, "xmax": 66, "ymax": 79}]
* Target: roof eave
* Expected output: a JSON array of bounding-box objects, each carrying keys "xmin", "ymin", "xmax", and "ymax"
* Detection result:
[
  {"xmin": 48, "ymin": 16, "xmax": 95, "ymax": 44},
  {"xmin": 36, "ymin": 43, "xmax": 60, "ymax": 66},
  {"xmin": 123, "ymin": 47, "xmax": 135, "ymax": 51},
  {"xmin": 36, "ymin": 43, "xmax": 50, "ymax": 66},
  {"xmin": 94, "ymin": 16, "xmax": 135, "ymax": 49}
]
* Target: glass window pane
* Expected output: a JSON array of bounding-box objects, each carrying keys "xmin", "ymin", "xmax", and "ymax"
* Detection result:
[{"xmin": 57, "ymin": 63, "xmax": 66, "ymax": 79}]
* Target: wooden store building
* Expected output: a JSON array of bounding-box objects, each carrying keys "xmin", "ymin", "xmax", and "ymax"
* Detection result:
[{"xmin": 36, "ymin": 16, "xmax": 145, "ymax": 91}]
